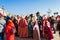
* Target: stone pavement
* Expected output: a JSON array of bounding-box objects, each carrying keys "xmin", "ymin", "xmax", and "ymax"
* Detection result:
[
  {"xmin": 15, "ymin": 31, "xmax": 60, "ymax": 40},
  {"xmin": 53, "ymin": 31, "xmax": 60, "ymax": 40}
]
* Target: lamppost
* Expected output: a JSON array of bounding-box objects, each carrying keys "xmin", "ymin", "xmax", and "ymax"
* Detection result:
[
  {"xmin": 47, "ymin": 9, "xmax": 52, "ymax": 17},
  {"xmin": 1, "ymin": 5, "xmax": 4, "ymax": 15},
  {"xmin": 54, "ymin": 12, "xmax": 58, "ymax": 17}
]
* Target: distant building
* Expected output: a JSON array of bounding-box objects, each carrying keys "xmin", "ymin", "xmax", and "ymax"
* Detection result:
[{"xmin": 0, "ymin": 8, "xmax": 10, "ymax": 16}]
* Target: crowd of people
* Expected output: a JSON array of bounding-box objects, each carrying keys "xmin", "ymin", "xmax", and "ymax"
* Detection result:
[{"xmin": 0, "ymin": 12, "xmax": 60, "ymax": 40}]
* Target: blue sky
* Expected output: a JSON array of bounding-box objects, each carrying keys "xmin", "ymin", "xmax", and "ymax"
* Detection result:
[{"xmin": 0, "ymin": 0, "xmax": 60, "ymax": 16}]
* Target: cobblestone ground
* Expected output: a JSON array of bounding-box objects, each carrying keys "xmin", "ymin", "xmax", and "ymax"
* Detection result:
[
  {"xmin": 15, "ymin": 31, "xmax": 60, "ymax": 40},
  {"xmin": 53, "ymin": 31, "xmax": 60, "ymax": 40}
]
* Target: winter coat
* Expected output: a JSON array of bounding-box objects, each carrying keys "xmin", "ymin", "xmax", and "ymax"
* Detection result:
[{"xmin": 5, "ymin": 20, "xmax": 15, "ymax": 40}]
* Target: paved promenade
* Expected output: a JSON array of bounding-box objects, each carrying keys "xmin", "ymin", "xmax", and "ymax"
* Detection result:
[{"xmin": 15, "ymin": 31, "xmax": 60, "ymax": 40}]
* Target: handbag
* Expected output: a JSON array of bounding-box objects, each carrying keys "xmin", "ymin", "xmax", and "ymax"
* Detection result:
[{"xmin": 10, "ymin": 27, "xmax": 16, "ymax": 34}]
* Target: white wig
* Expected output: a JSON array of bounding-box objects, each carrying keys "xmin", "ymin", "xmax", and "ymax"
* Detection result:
[
  {"xmin": 21, "ymin": 14, "xmax": 26, "ymax": 18},
  {"xmin": 43, "ymin": 15, "xmax": 48, "ymax": 19}
]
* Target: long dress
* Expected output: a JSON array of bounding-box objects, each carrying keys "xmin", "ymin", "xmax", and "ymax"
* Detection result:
[
  {"xmin": 13, "ymin": 18, "xmax": 18, "ymax": 36},
  {"xmin": 28, "ymin": 18, "xmax": 33, "ymax": 37},
  {"xmin": 5, "ymin": 20, "xmax": 15, "ymax": 40},
  {"xmin": 33, "ymin": 23, "xmax": 40, "ymax": 40},
  {"xmin": 57, "ymin": 20, "xmax": 60, "ymax": 36},
  {"xmin": 18, "ymin": 18, "xmax": 28, "ymax": 38},
  {"xmin": 42, "ymin": 19, "xmax": 53, "ymax": 40}
]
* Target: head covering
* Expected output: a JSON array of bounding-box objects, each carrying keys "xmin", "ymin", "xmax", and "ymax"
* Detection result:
[
  {"xmin": 57, "ymin": 15, "xmax": 60, "ymax": 18},
  {"xmin": 43, "ymin": 15, "xmax": 48, "ymax": 20},
  {"xmin": 32, "ymin": 16, "xmax": 37, "ymax": 22},
  {"xmin": 57, "ymin": 15, "xmax": 60, "ymax": 20},
  {"xmin": 21, "ymin": 14, "xmax": 26, "ymax": 18},
  {"xmin": 30, "ymin": 14, "xmax": 33, "ymax": 17},
  {"xmin": 8, "ymin": 19, "xmax": 13, "ymax": 23}
]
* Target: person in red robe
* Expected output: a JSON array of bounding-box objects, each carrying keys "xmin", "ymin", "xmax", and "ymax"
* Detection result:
[
  {"xmin": 5, "ymin": 19, "xmax": 16, "ymax": 40},
  {"xmin": 18, "ymin": 15, "xmax": 28, "ymax": 38},
  {"xmin": 42, "ymin": 15, "xmax": 53, "ymax": 40}
]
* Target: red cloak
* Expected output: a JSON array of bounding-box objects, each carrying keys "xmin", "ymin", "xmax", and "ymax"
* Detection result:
[
  {"xmin": 42, "ymin": 19, "xmax": 53, "ymax": 40},
  {"xmin": 18, "ymin": 18, "xmax": 28, "ymax": 37},
  {"xmin": 5, "ymin": 20, "xmax": 15, "ymax": 40}
]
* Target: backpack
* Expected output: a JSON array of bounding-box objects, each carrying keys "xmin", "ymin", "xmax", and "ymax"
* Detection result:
[{"xmin": 0, "ymin": 23, "xmax": 4, "ymax": 33}]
